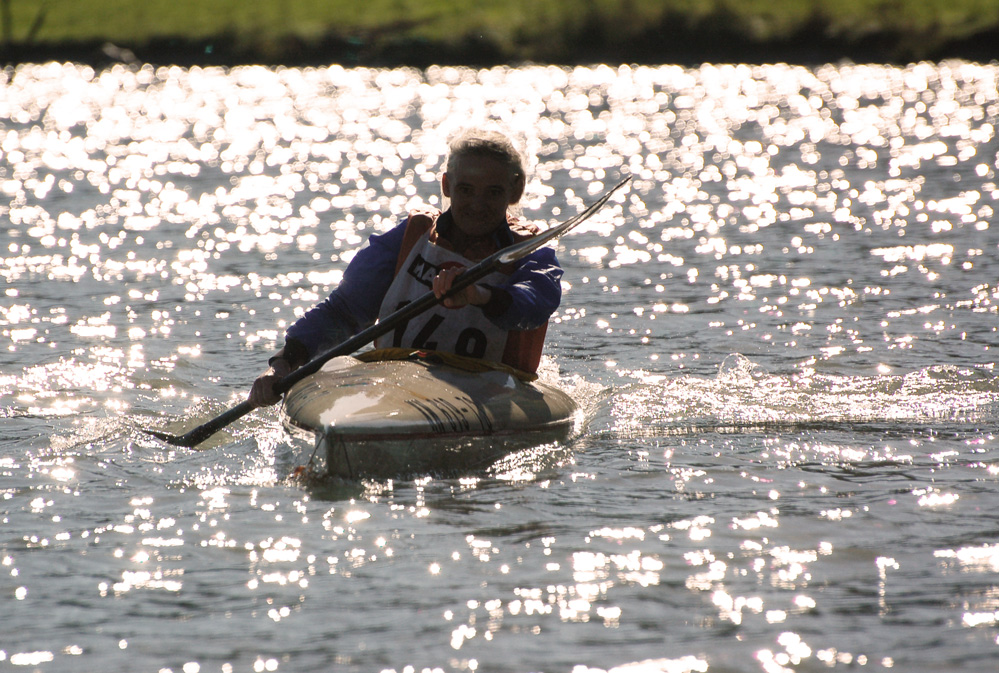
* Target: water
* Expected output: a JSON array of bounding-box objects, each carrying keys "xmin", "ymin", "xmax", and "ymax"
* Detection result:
[{"xmin": 1, "ymin": 60, "xmax": 998, "ymax": 672}]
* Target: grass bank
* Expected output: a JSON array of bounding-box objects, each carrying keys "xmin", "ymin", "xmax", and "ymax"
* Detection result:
[{"xmin": 2, "ymin": 0, "xmax": 998, "ymax": 66}]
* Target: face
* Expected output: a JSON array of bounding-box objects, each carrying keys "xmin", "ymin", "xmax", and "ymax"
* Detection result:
[{"xmin": 442, "ymin": 154, "xmax": 523, "ymax": 237}]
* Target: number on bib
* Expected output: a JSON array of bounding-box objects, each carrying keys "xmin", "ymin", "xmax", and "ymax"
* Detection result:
[{"xmin": 455, "ymin": 327, "xmax": 488, "ymax": 358}]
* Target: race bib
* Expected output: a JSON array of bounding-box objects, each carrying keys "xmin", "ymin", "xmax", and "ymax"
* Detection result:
[{"xmin": 374, "ymin": 233, "xmax": 510, "ymax": 362}]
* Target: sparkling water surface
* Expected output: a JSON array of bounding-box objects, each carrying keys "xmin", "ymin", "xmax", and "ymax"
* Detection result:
[{"xmin": 1, "ymin": 60, "xmax": 998, "ymax": 673}]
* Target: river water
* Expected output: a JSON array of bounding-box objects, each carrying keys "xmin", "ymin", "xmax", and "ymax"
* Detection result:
[{"xmin": 2, "ymin": 60, "xmax": 998, "ymax": 673}]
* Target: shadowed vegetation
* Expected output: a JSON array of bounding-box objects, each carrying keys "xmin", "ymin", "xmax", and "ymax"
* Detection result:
[{"xmin": 1, "ymin": 0, "xmax": 998, "ymax": 66}]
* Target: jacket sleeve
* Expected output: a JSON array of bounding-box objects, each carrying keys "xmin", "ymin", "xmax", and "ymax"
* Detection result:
[
  {"xmin": 283, "ymin": 220, "xmax": 408, "ymax": 360},
  {"xmin": 481, "ymin": 246, "xmax": 563, "ymax": 331}
]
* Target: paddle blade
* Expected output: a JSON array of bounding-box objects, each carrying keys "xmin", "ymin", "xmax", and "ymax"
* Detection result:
[
  {"xmin": 497, "ymin": 176, "xmax": 631, "ymax": 264},
  {"xmin": 145, "ymin": 399, "xmax": 257, "ymax": 448},
  {"xmin": 143, "ymin": 428, "xmax": 191, "ymax": 446}
]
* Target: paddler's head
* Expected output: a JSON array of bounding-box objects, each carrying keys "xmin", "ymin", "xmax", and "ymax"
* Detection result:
[{"xmin": 442, "ymin": 129, "xmax": 527, "ymax": 238}]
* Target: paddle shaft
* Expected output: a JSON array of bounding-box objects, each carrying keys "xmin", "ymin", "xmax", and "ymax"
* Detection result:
[{"xmin": 148, "ymin": 176, "xmax": 631, "ymax": 447}]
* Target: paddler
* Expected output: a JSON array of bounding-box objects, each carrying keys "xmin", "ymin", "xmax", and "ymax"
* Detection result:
[{"xmin": 249, "ymin": 128, "xmax": 563, "ymax": 408}]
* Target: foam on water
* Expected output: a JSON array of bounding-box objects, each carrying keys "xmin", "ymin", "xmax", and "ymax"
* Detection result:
[{"xmin": 601, "ymin": 354, "xmax": 999, "ymax": 437}]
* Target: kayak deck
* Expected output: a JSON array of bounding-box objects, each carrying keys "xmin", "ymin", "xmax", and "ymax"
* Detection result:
[{"xmin": 282, "ymin": 350, "xmax": 580, "ymax": 478}]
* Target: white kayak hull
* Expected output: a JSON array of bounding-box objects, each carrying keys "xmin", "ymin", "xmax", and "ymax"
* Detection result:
[{"xmin": 282, "ymin": 353, "xmax": 580, "ymax": 478}]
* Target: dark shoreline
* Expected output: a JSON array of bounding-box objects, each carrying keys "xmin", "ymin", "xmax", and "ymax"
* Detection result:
[{"xmin": 3, "ymin": 22, "xmax": 997, "ymax": 70}]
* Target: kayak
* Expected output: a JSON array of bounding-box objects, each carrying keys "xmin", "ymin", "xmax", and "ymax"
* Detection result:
[{"xmin": 282, "ymin": 348, "xmax": 581, "ymax": 479}]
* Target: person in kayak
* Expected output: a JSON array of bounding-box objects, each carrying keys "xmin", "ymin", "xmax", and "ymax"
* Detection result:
[{"xmin": 248, "ymin": 128, "xmax": 563, "ymax": 408}]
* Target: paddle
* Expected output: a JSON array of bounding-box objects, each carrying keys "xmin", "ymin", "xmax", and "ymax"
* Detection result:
[{"xmin": 147, "ymin": 176, "xmax": 631, "ymax": 448}]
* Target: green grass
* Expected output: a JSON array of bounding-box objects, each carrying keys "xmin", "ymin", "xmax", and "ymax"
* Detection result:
[{"xmin": 3, "ymin": 0, "xmax": 998, "ymax": 63}]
